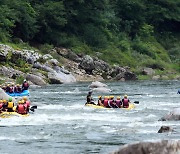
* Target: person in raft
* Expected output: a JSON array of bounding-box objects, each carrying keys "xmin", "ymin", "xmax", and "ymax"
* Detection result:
[
  {"xmin": 97, "ymin": 96, "xmax": 104, "ymax": 106},
  {"xmin": 22, "ymin": 80, "xmax": 29, "ymax": 91},
  {"xmin": 23, "ymin": 96, "xmax": 31, "ymax": 112},
  {"xmin": 86, "ymin": 91, "xmax": 95, "ymax": 105},
  {"xmin": 103, "ymin": 96, "xmax": 109, "ymax": 108},
  {"xmin": 2, "ymin": 100, "xmax": 8, "ymax": 111},
  {"xmin": 16, "ymin": 100, "xmax": 27, "ymax": 114},
  {"xmin": 122, "ymin": 95, "xmax": 130, "ymax": 108},
  {"xmin": 108, "ymin": 96, "xmax": 116, "ymax": 108},
  {"xmin": 115, "ymin": 96, "xmax": 122, "ymax": 108},
  {"xmin": 7, "ymin": 97, "xmax": 14, "ymax": 112},
  {"xmin": 14, "ymin": 84, "xmax": 22, "ymax": 93}
]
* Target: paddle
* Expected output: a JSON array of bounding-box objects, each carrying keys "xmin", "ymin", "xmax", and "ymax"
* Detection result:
[
  {"xmin": 133, "ymin": 101, "xmax": 139, "ymax": 104},
  {"xmin": 31, "ymin": 105, "xmax": 37, "ymax": 109},
  {"xmin": 29, "ymin": 105, "xmax": 37, "ymax": 112}
]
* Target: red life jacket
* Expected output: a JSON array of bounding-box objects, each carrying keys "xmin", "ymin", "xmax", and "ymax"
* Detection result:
[
  {"xmin": 17, "ymin": 104, "xmax": 26, "ymax": 114},
  {"xmin": 25, "ymin": 101, "xmax": 30, "ymax": 107},
  {"xmin": 23, "ymin": 82, "xmax": 29, "ymax": 88},
  {"xmin": 123, "ymin": 99, "xmax": 129, "ymax": 108},
  {"xmin": 116, "ymin": 100, "xmax": 122, "ymax": 107},
  {"xmin": 103, "ymin": 99, "xmax": 108, "ymax": 107}
]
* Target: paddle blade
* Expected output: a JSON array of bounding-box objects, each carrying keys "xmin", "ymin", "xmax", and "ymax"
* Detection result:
[
  {"xmin": 31, "ymin": 105, "xmax": 37, "ymax": 109},
  {"xmin": 134, "ymin": 101, "xmax": 139, "ymax": 104},
  {"xmin": 30, "ymin": 108, "xmax": 35, "ymax": 112}
]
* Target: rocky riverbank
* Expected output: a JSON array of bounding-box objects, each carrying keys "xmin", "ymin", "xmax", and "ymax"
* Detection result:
[
  {"xmin": 0, "ymin": 44, "xmax": 179, "ymax": 86},
  {"xmin": 0, "ymin": 44, "xmax": 137, "ymax": 85}
]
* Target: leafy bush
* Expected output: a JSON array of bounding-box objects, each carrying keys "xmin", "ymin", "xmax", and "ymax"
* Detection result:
[
  {"xmin": 16, "ymin": 75, "xmax": 24, "ymax": 84},
  {"xmin": 38, "ymin": 44, "xmax": 54, "ymax": 54},
  {"xmin": 132, "ymin": 41, "xmax": 156, "ymax": 58},
  {"xmin": 141, "ymin": 59, "xmax": 166, "ymax": 70}
]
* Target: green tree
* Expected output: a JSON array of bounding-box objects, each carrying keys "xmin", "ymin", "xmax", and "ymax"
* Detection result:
[
  {"xmin": 10, "ymin": 0, "xmax": 38, "ymax": 41},
  {"xmin": 145, "ymin": 0, "xmax": 180, "ymax": 32},
  {"xmin": 34, "ymin": 1, "xmax": 67, "ymax": 45},
  {"xmin": 114, "ymin": 0, "xmax": 146, "ymax": 38},
  {"xmin": 0, "ymin": 2, "xmax": 16, "ymax": 41},
  {"xmin": 63, "ymin": 0, "xmax": 112, "ymax": 48}
]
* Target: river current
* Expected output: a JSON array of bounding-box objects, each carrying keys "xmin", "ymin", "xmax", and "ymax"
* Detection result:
[{"xmin": 0, "ymin": 80, "xmax": 180, "ymax": 154}]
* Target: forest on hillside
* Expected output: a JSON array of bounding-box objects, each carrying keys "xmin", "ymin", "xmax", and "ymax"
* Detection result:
[{"xmin": 0, "ymin": 0, "xmax": 179, "ymax": 76}]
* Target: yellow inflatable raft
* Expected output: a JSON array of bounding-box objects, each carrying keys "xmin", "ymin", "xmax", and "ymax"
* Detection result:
[
  {"xmin": 0, "ymin": 112, "xmax": 29, "ymax": 118},
  {"xmin": 85, "ymin": 103, "xmax": 135, "ymax": 110}
]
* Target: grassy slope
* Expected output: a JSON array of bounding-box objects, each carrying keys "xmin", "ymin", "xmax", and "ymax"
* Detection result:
[{"xmin": 71, "ymin": 32, "xmax": 180, "ymax": 79}]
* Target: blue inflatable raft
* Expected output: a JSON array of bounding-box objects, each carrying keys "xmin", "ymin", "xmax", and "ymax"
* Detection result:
[{"xmin": 6, "ymin": 90, "xmax": 30, "ymax": 97}]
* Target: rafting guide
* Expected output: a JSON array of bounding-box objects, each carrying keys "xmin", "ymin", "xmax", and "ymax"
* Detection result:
[{"xmin": 86, "ymin": 91, "xmax": 95, "ymax": 105}]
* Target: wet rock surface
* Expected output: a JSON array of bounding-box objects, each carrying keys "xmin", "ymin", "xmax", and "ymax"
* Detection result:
[{"xmin": 112, "ymin": 140, "xmax": 180, "ymax": 154}]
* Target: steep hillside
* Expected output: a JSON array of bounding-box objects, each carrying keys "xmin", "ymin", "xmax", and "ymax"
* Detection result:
[{"xmin": 0, "ymin": 0, "xmax": 179, "ymax": 82}]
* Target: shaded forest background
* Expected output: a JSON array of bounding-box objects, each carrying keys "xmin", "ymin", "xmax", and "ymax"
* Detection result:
[{"xmin": 0, "ymin": 0, "xmax": 179, "ymax": 78}]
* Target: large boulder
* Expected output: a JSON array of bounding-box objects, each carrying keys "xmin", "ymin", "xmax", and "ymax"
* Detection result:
[
  {"xmin": 45, "ymin": 59, "xmax": 59, "ymax": 67},
  {"xmin": 79, "ymin": 55, "xmax": 95, "ymax": 74},
  {"xmin": 158, "ymin": 126, "xmax": 174, "ymax": 133},
  {"xmin": 0, "ymin": 44, "xmax": 13, "ymax": 62},
  {"xmin": 92, "ymin": 87, "xmax": 112, "ymax": 93},
  {"xmin": 115, "ymin": 71, "xmax": 137, "ymax": 81},
  {"xmin": 48, "ymin": 71, "xmax": 76, "ymax": 84},
  {"xmin": 11, "ymin": 49, "xmax": 42, "ymax": 64},
  {"xmin": 26, "ymin": 74, "xmax": 47, "ymax": 86},
  {"xmin": 0, "ymin": 66, "xmax": 24, "ymax": 79},
  {"xmin": 93, "ymin": 58, "xmax": 110, "ymax": 72},
  {"xmin": 88, "ymin": 81, "xmax": 108, "ymax": 88},
  {"xmin": 112, "ymin": 140, "xmax": 180, "ymax": 154},
  {"xmin": 142, "ymin": 67, "xmax": 155, "ymax": 75},
  {"xmin": 55, "ymin": 47, "xmax": 82, "ymax": 62},
  {"xmin": 160, "ymin": 108, "xmax": 180, "ymax": 121}
]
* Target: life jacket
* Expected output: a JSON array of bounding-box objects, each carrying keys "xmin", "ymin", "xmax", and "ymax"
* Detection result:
[
  {"xmin": 103, "ymin": 99, "xmax": 108, "ymax": 107},
  {"xmin": 17, "ymin": 104, "xmax": 26, "ymax": 114},
  {"xmin": 25, "ymin": 101, "xmax": 30, "ymax": 107},
  {"xmin": 7, "ymin": 102, "xmax": 14, "ymax": 108},
  {"xmin": 116, "ymin": 100, "xmax": 122, "ymax": 108},
  {"xmin": 123, "ymin": 99, "xmax": 129, "ymax": 108},
  {"xmin": 23, "ymin": 82, "xmax": 29, "ymax": 88},
  {"xmin": 9, "ymin": 87, "xmax": 14, "ymax": 93}
]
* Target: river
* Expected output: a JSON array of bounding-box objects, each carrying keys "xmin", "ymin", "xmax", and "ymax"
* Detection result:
[{"xmin": 0, "ymin": 80, "xmax": 180, "ymax": 154}]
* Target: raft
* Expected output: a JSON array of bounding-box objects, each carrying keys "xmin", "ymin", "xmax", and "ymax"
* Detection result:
[
  {"xmin": 6, "ymin": 90, "xmax": 30, "ymax": 97},
  {"xmin": 0, "ymin": 112, "xmax": 29, "ymax": 118},
  {"xmin": 85, "ymin": 103, "xmax": 135, "ymax": 110}
]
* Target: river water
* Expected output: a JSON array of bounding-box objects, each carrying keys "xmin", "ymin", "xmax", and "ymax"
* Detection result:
[{"xmin": 0, "ymin": 80, "xmax": 180, "ymax": 154}]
